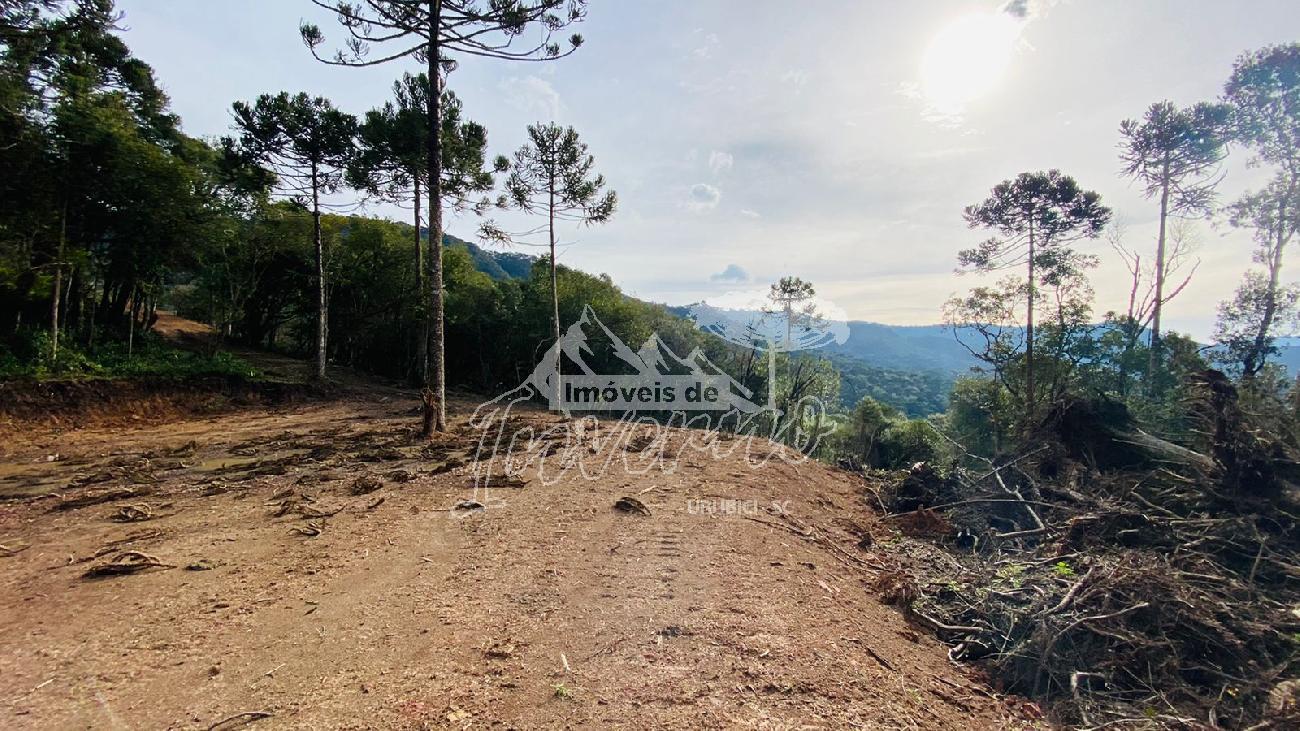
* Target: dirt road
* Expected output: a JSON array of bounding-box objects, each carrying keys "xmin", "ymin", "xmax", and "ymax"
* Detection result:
[{"xmin": 0, "ymin": 380, "xmax": 1039, "ymax": 729}]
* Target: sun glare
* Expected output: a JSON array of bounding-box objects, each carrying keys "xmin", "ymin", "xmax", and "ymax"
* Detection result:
[{"xmin": 920, "ymin": 11, "xmax": 1022, "ymax": 112}]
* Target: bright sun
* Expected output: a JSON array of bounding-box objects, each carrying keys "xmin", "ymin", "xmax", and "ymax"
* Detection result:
[{"xmin": 921, "ymin": 11, "xmax": 1022, "ymax": 112}]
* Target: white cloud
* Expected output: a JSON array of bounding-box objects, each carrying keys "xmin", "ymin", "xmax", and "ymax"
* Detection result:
[
  {"xmin": 740, "ymin": 209, "xmax": 761, "ymax": 219},
  {"xmin": 708, "ymin": 150, "xmax": 733, "ymax": 175},
  {"xmin": 686, "ymin": 183, "xmax": 721, "ymax": 211},
  {"xmin": 692, "ymin": 32, "xmax": 719, "ymax": 59},
  {"xmin": 499, "ymin": 75, "xmax": 562, "ymax": 120},
  {"xmin": 710, "ymin": 264, "xmax": 749, "ymax": 282}
]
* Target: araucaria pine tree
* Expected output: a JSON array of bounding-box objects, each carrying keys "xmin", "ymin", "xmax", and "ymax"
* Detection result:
[
  {"xmin": 960, "ymin": 170, "xmax": 1111, "ymax": 420},
  {"xmin": 300, "ymin": 0, "xmax": 589, "ymax": 435},
  {"xmin": 497, "ymin": 123, "xmax": 616, "ymax": 403},
  {"xmin": 348, "ymin": 73, "xmax": 501, "ymax": 383},
  {"xmin": 1118, "ymin": 100, "xmax": 1229, "ymax": 390},
  {"xmin": 1216, "ymin": 43, "xmax": 1300, "ymax": 379},
  {"xmin": 229, "ymin": 92, "xmax": 356, "ymax": 379}
]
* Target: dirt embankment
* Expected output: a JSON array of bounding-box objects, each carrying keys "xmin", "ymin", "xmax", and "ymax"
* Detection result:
[
  {"xmin": 0, "ymin": 383, "xmax": 1042, "ymax": 729},
  {"xmin": 0, "ymin": 376, "xmax": 333, "ymax": 441},
  {"xmin": 0, "ymin": 313, "xmax": 362, "ymax": 440}
]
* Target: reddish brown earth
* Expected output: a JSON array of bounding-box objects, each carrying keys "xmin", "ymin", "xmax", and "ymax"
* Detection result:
[{"xmin": 0, "ymin": 331, "xmax": 1044, "ymax": 729}]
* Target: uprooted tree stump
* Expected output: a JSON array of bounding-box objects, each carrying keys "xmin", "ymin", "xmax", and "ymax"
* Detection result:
[{"xmin": 1044, "ymin": 396, "xmax": 1216, "ymax": 474}]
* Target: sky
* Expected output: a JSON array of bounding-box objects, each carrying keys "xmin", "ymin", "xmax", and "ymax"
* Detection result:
[{"xmin": 113, "ymin": 0, "xmax": 1300, "ymax": 340}]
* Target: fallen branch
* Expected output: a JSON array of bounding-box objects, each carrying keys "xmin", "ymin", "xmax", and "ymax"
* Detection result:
[{"xmin": 206, "ymin": 710, "xmax": 273, "ymax": 731}]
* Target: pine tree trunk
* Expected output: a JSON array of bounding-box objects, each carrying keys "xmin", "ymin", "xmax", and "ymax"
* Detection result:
[
  {"xmin": 50, "ymin": 200, "xmax": 66, "ymax": 362},
  {"xmin": 312, "ymin": 162, "xmax": 327, "ymax": 381},
  {"xmin": 414, "ymin": 175, "xmax": 428, "ymax": 386},
  {"xmin": 68, "ymin": 265, "xmax": 82, "ymax": 334},
  {"xmin": 1025, "ymin": 217, "xmax": 1036, "ymax": 423},
  {"xmin": 549, "ymin": 184, "xmax": 561, "ymax": 409},
  {"xmin": 1245, "ymin": 193, "xmax": 1288, "ymax": 378},
  {"xmin": 422, "ymin": 0, "xmax": 447, "ymax": 435},
  {"xmin": 127, "ymin": 285, "xmax": 136, "ymax": 357},
  {"xmin": 766, "ymin": 344, "xmax": 776, "ymax": 410},
  {"xmin": 85, "ymin": 272, "xmax": 96, "ymax": 349},
  {"xmin": 1147, "ymin": 159, "xmax": 1170, "ymax": 392}
]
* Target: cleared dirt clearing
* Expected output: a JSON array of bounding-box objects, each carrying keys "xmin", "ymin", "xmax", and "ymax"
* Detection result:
[{"xmin": 0, "ymin": 387, "xmax": 1037, "ymax": 729}]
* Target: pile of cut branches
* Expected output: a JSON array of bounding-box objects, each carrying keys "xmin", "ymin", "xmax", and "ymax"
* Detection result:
[{"xmin": 872, "ymin": 377, "xmax": 1300, "ymax": 728}]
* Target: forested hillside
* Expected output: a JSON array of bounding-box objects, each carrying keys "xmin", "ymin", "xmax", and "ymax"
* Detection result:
[{"xmin": 440, "ymin": 232, "xmax": 535, "ymax": 281}]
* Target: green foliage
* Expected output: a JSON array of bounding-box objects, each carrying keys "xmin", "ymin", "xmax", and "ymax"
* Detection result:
[
  {"xmin": 1224, "ymin": 43, "xmax": 1300, "ymax": 171},
  {"xmin": 301, "ymin": 1, "xmax": 589, "ymax": 69},
  {"xmin": 1215, "ymin": 44, "xmax": 1300, "ymax": 384},
  {"xmin": 1213, "ymin": 175, "xmax": 1300, "ymax": 378},
  {"xmin": 946, "ymin": 376, "xmax": 1016, "ymax": 457},
  {"xmin": 179, "ymin": 206, "xmax": 770, "ymax": 394},
  {"xmin": 839, "ymin": 396, "xmax": 898, "ymax": 465},
  {"xmin": 944, "ymin": 255, "xmax": 1099, "ymax": 420},
  {"xmin": 348, "ymin": 77, "xmax": 499, "ymax": 212},
  {"xmin": 1119, "ymin": 101, "xmax": 1230, "ymax": 218},
  {"xmin": 877, "ymin": 419, "xmax": 940, "ymax": 469},
  {"xmin": 960, "ymin": 171, "xmax": 1111, "ymax": 273},
  {"xmin": 955, "ymin": 170, "xmax": 1111, "ymax": 421},
  {"xmin": 1052, "ymin": 561, "xmax": 1076, "ymax": 578},
  {"xmin": 1, "ymin": 1, "xmax": 268, "ymax": 352},
  {"xmin": 995, "ymin": 563, "xmax": 1028, "ymax": 589},
  {"xmin": 500, "ymin": 123, "xmax": 617, "ymax": 225},
  {"xmin": 0, "ymin": 329, "xmax": 258, "ymax": 381},
  {"xmin": 830, "ymin": 354, "xmax": 953, "ymax": 417},
  {"xmin": 826, "ymin": 394, "xmax": 940, "ymax": 469},
  {"xmin": 229, "ymin": 92, "xmax": 356, "ymax": 200}
]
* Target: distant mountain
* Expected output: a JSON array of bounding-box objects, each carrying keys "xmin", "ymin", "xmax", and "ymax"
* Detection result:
[
  {"xmin": 828, "ymin": 326, "xmax": 1300, "ymax": 379},
  {"xmin": 824, "ymin": 322, "xmax": 981, "ymax": 374},
  {"xmin": 670, "ymin": 307, "xmax": 980, "ymax": 375},
  {"xmin": 423, "ymin": 229, "xmax": 537, "ymax": 281},
  {"xmin": 665, "ymin": 304, "xmax": 977, "ymax": 416}
]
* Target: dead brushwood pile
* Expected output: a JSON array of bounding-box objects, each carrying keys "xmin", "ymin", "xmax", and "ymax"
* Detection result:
[{"xmin": 870, "ymin": 372, "xmax": 1300, "ymax": 729}]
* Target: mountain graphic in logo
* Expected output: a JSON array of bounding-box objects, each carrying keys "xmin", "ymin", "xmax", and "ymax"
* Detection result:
[{"xmin": 512, "ymin": 305, "xmax": 761, "ymax": 413}]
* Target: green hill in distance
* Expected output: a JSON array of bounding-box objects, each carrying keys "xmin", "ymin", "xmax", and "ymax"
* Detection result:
[{"xmin": 423, "ymin": 229, "xmax": 536, "ymax": 281}]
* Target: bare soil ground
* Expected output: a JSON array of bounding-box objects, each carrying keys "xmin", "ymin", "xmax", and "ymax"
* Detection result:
[{"xmin": 0, "ymin": 329, "xmax": 1043, "ymax": 729}]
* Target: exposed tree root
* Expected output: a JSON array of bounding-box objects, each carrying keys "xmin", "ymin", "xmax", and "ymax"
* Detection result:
[{"xmin": 82, "ymin": 551, "xmax": 174, "ymax": 579}]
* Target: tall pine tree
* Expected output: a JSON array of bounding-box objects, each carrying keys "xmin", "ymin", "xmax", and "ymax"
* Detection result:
[
  {"xmin": 301, "ymin": 0, "xmax": 589, "ymax": 434},
  {"xmin": 229, "ymin": 92, "xmax": 356, "ymax": 379},
  {"xmin": 1220, "ymin": 44, "xmax": 1300, "ymax": 379},
  {"xmin": 495, "ymin": 122, "xmax": 615, "ymax": 404},
  {"xmin": 348, "ymin": 74, "xmax": 502, "ymax": 382},
  {"xmin": 1119, "ymin": 100, "xmax": 1229, "ymax": 390},
  {"xmin": 960, "ymin": 171, "xmax": 1110, "ymax": 421}
]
